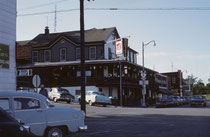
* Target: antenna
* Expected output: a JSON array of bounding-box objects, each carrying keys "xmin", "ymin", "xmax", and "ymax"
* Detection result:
[
  {"xmin": 54, "ymin": 5, "xmax": 57, "ymax": 32},
  {"xmin": 171, "ymin": 62, "xmax": 174, "ymax": 72}
]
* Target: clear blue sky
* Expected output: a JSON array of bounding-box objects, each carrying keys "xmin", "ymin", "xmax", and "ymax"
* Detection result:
[{"xmin": 17, "ymin": 0, "xmax": 210, "ymax": 84}]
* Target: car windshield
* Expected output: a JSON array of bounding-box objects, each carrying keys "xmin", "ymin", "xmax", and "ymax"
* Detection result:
[
  {"xmin": 58, "ymin": 89, "xmax": 69, "ymax": 94},
  {"xmin": 92, "ymin": 92, "xmax": 100, "ymax": 95},
  {"xmin": 46, "ymin": 99, "xmax": 55, "ymax": 107}
]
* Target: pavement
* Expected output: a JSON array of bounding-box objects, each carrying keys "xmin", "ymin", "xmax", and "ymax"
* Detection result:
[{"xmin": 55, "ymin": 101, "xmax": 210, "ymax": 137}]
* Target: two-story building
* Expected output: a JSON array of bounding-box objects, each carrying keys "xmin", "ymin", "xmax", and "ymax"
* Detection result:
[{"xmin": 17, "ymin": 27, "xmax": 158, "ymax": 106}]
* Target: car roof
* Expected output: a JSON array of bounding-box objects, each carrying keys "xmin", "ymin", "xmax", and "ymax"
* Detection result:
[{"xmin": 0, "ymin": 91, "xmax": 47, "ymax": 101}]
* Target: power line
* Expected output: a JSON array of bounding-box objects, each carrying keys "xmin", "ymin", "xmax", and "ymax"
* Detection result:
[
  {"xmin": 18, "ymin": 0, "xmax": 71, "ymax": 12},
  {"xmin": 17, "ymin": 7, "xmax": 210, "ymax": 17}
]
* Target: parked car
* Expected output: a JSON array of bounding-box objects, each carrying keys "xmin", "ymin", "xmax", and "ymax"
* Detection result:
[
  {"xmin": 0, "ymin": 107, "xmax": 30, "ymax": 137},
  {"xmin": 155, "ymin": 97, "xmax": 176, "ymax": 108},
  {"xmin": 48, "ymin": 88, "xmax": 74, "ymax": 104},
  {"xmin": 190, "ymin": 95, "xmax": 207, "ymax": 107},
  {"xmin": 0, "ymin": 91, "xmax": 87, "ymax": 137},
  {"xmin": 78, "ymin": 91, "xmax": 112, "ymax": 107},
  {"xmin": 17, "ymin": 87, "xmax": 36, "ymax": 93}
]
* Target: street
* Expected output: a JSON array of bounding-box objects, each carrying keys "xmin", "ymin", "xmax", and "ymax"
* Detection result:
[{"xmin": 55, "ymin": 102, "xmax": 210, "ymax": 137}]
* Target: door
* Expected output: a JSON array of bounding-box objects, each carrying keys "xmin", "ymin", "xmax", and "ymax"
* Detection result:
[
  {"xmin": 0, "ymin": 98, "xmax": 14, "ymax": 117},
  {"xmin": 13, "ymin": 97, "xmax": 46, "ymax": 136}
]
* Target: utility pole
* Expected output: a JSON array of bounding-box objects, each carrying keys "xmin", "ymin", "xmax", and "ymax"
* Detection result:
[
  {"xmin": 80, "ymin": 0, "xmax": 86, "ymax": 113},
  {"xmin": 80, "ymin": 0, "xmax": 94, "ymax": 114},
  {"xmin": 54, "ymin": 5, "xmax": 57, "ymax": 32}
]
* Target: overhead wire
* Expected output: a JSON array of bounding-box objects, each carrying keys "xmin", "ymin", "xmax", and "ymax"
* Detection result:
[{"xmin": 17, "ymin": 7, "xmax": 210, "ymax": 17}]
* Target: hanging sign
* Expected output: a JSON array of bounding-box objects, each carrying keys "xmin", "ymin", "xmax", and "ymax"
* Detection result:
[{"xmin": 116, "ymin": 39, "xmax": 123, "ymax": 57}]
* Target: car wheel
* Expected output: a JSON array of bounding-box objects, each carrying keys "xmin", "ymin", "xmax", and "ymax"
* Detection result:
[
  {"xmin": 103, "ymin": 104, "xmax": 107, "ymax": 107},
  {"xmin": 46, "ymin": 127, "xmax": 65, "ymax": 137},
  {"xmin": 89, "ymin": 100, "xmax": 93, "ymax": 106},
  {"xmin": 53, "ymin": 98, "xmax": 57, "ymax": 103}
]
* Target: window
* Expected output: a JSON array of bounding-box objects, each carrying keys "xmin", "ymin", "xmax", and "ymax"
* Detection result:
[
  {"xmin": 0, "ymin": 98, "xmax": 10, "ymax": 110},
  {"xmin": 32, "ymin": 51, "xmax": 38, "ymax": 62},
  {"xmin": 89, "ymin": 47, "xmax": 96, "ymax": 60},
  {"xmin": 17, "ymin": 69, "xmax": 32, "ymax": 77},
  {"xmin": 76, "ymin": 48, "xmax": 80, "ymax": 60},
  {"xmin": 60, "ymin": 48, "xmax": 66, "ymax": 61},
  {"xmin": 108, "ymin": 48, "xmax": 112, "ymax": 59},
  {"xmin": 77, "ymin": 71, "xmax": 92, "ymax": 77},
  {"xmin": 172, "ymin": 77, "xmax": 176, "ymax": 83},
  {"xmin": 14, "ymin": 98, "xmax": 40, "ymax": 110},
  {"xmin": 44, "ymin": 50, "xmax": 51, "ymax": 62},
  {"xmin": 76, "ymin": 90, "xmax": 81, "ymax": 95}
]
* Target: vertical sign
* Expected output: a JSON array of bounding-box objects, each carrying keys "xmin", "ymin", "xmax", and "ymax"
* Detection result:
[
  {"xmin": 0, "ymin": 44, "xmax": 9, "ymax": 69},
  {"xmin": 116, "ymin": 39, "xmax": 123, "ymax": 57}
]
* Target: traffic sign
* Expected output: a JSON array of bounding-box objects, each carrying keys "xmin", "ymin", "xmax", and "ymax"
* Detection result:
[{"xmin": 33, "ymin": 75, "xmax": 41, "ymax": 88}]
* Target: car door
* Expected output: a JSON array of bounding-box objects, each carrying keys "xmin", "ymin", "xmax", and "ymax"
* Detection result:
[
  {"xmin": 12, "ymin": 97, "xmax": 46, "ymax": 136},
  {"xmin": 0, "ymin": 98, "xmax": 14, "ymax": 117}
]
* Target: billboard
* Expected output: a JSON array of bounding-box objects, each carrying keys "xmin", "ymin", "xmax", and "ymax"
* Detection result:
[
  {"xmin": 0, "ymin": 43, "xmax": 9, "ymax": 69},
  {"xmin": 16, "ymin": 45, "xmax": 32, "ymax": 59}
]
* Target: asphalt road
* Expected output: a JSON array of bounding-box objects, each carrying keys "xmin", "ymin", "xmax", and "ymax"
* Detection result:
[{"xmin": 56, "ymin": 102, "xmax": 210, "ymax": 137}]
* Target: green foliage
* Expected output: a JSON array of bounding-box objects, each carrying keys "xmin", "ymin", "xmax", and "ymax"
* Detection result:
[
  {"xmin": 206, "ymin": 94, "xmax": 210, "ymax": 101},
  {"xmin": 192, "ymin": 77, "xmax": 210, "ymax": 95}
]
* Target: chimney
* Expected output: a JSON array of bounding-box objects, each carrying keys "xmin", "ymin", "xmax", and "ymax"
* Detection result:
[{"xmin": 45, "ymin": 26, "xmax": 49, "ymax": 35}]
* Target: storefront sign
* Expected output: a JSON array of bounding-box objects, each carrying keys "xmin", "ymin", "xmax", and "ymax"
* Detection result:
[
  {"xmin": 116, "ymin": 39, "xmax": 123, "ymax": 57},
  {"xmin": 0, "ymin": 44, "xmax": 9, "ymax": 69}
]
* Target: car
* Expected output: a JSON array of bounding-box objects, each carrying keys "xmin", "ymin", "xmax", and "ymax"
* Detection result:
[
  {"xmin": 17, "ymin": 87, "xmax": 36, "ymax": 93},
  {"xmin": 78, "ymin": 90, "xmax": 112, "ymax": 107},
  {"xmin": 48, "ymin": 88, "xmax": 74, "ymax": 104},
  {"xmin": 190, "ymin": 95, "xmax": 207, "ymax": 107},
  {"xmin": 0, "ymin": 107, "xmax": 30, "ymax": 137},
  {"xmin": 155, "ymin": 97, "xmax": 176, "ymax": 108},
  {"xmin": 0, "ymin": 91, "xmax": 87, "ymax": 137}
]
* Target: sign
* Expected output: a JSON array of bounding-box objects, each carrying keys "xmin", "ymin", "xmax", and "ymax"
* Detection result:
[
  {"xmin": 33, "ymin": 75, "xmax": 41, "ymax": 88},
  {"xmin": 139, "ymin": 80, "xmax": 149, "ymax": 85},
  {"xmin": 0, "ymin": 44, "xmax": 9, "ymax": 69},
  {"xmin": 16, "ymin": 45, "xmax": 32, "ymax": 59},
  {"xmin": 116, "ymin": 40, "xmax": 123, "ymax": 57}
]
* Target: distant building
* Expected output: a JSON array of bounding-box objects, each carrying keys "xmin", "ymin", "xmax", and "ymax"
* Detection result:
[
  {"xmin": 17, "ymin": 27, "xmax": 158, "ymax": 106},
  {"xmin": 161, "ymin": 70, "xmax": 183, "ymax": 96},
  {"xmin": 0, "ymin": 0, "xmax": 17, "ymax": 92}
]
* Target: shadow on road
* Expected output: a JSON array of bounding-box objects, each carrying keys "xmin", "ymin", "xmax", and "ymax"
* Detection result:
[{"xmin": 71, "ymin": 114, "xmax": 210, "ymax": 137}]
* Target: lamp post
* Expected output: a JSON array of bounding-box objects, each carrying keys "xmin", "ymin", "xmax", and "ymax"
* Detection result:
[
  {"xmin": 141, "ymin": 40, "xmax": 156, "ymax": 107},
  {"xmin": 80, "ymin": 0, "xmax": 94, "ymax": 113}
]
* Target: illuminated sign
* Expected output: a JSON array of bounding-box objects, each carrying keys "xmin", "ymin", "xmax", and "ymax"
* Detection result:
[
  {"xmin": 0, "ymin": 44, "xmax": 9, "ymax": 69},
  {"xmin": 116, "ymin": 39, "xmax": 123, "ymax": 57}
]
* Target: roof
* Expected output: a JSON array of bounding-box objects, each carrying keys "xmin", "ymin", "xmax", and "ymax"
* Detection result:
[
  {"xmin": 0, "ymin": 91, "xmax": 47, "ymax": 101},
  {"xmin": 16, "ymin": 40, "xmax": 31, "ymax": 46},
  {"xmin": 23, "ymin": 27, "xmax": 118, "ymax": 48}
]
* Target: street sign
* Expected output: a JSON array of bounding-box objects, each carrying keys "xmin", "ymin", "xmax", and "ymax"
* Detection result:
[
  {"xmin": 141, "ymin": 71, "xmax": 146, "ymax": 78},
  {"xmin": 33, "ymin": 75, "xmax": 41, "ymax": 88},
  {"xmin": 139, "ymin": 80, "xmax": 149, "ymax": 85}
]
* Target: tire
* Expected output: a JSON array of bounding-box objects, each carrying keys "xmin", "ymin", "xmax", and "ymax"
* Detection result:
[
  {"xmin": 103, "ymin": 104, "xmax": 107, "ymax": 107},
  {"xmin": 46, "ymin": 127, "xmax": 65, "ymax": 137},
  {"xmin": 89, "ymin": 100, "xmax": 93, "ymax": 106},
  {"xmin": 53, "ymin": 98, "xmax": 57, "ymax": 103}
]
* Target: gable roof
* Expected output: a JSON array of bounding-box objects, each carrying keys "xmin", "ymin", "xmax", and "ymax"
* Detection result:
[{"xmin": 24, "ymin": 27, "xmax": 118, "ymax": 48}]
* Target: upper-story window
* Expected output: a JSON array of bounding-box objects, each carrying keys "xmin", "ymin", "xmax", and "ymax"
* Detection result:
[
  {"xmin": 60, "ymin": 48, "xmax": 66, "ymax": 61},
  {"xmin": 172, "ymin": 77, "xmax": 176, "ymax": 84},
  {"xmin": 32, "ymin": 51, "xmax": 38, "ymax": 63},
  {"xmin": 76, "ymin": 48, "xmax": 80, "ymax": 60},
  {"xmin": 108, "ymin": 48, "xmax": 112, "ymax": 59},
  {"xmin": 127, "ymin": 50, "xmax": 130, "ymax": 61},
  {"xmin": 44, "ymin": 50, "xmax": 51, "ymax": 62},
  {"xmin": 134, "ymin": 53, "xmax": 137, "ymax": 64},
  {"xmin": 89, "ymin": 47, "xmax": 96, "ymax": 60}
]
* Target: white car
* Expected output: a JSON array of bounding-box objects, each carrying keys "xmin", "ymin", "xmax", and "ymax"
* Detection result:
[
  {"xmin": 79, "ymin": 91, "xmax": 112, "ymax": 107},
  {"xmin": 0, "ymin": 91, "xmax": 87, "ymax": 137}
]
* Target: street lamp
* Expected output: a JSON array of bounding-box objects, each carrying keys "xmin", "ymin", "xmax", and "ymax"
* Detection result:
[{"xmin": 141, "ymin": 40, "xmax": 156, "ymax": 107}]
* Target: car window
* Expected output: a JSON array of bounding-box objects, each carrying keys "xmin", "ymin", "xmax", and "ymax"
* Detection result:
[
  {"xmin": 46, "ymin": 99, "xmax": 55, "ymax": 107},
  {"xmin": 0, "ymin": 98, "xmax": 10, "ymax": 110},
  {"xmin": 58, "ymin": 89, "xmax": 68, "ymax": 94},
  {"xmin": 14, "ymin": 98, "xmax": 40, "ymax": 110}
]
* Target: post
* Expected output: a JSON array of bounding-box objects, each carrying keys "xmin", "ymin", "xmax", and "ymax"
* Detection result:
[
  {"xmin": 80, "ymin": 0, "xmax": 86, "ymax": 113},
  {"xmin": 142, "ymin": 42, "xmax": 146, "ymax": 107},
  {"xmin": 120, "ymin": 61, "xmax": 123, "ymax": 106}
]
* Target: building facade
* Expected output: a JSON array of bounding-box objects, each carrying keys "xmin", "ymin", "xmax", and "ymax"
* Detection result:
[
  {"xmin": 0, "ymin": 0, "xmax": 17, "ymax": 92},
  {"xmin": 17, "ymin": 27, "xmax": 159, "ymax": 106}
]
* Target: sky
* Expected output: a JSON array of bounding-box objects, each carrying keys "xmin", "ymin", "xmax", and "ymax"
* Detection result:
[{"xmin": 17, "ymin": 0, "xmax": 210, "ymax": 84}]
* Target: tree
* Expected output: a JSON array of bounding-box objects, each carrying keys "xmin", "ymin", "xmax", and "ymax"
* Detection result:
[{"xmin": 193, "ymin": 79, "xmax": 207, "ymax": 95}]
